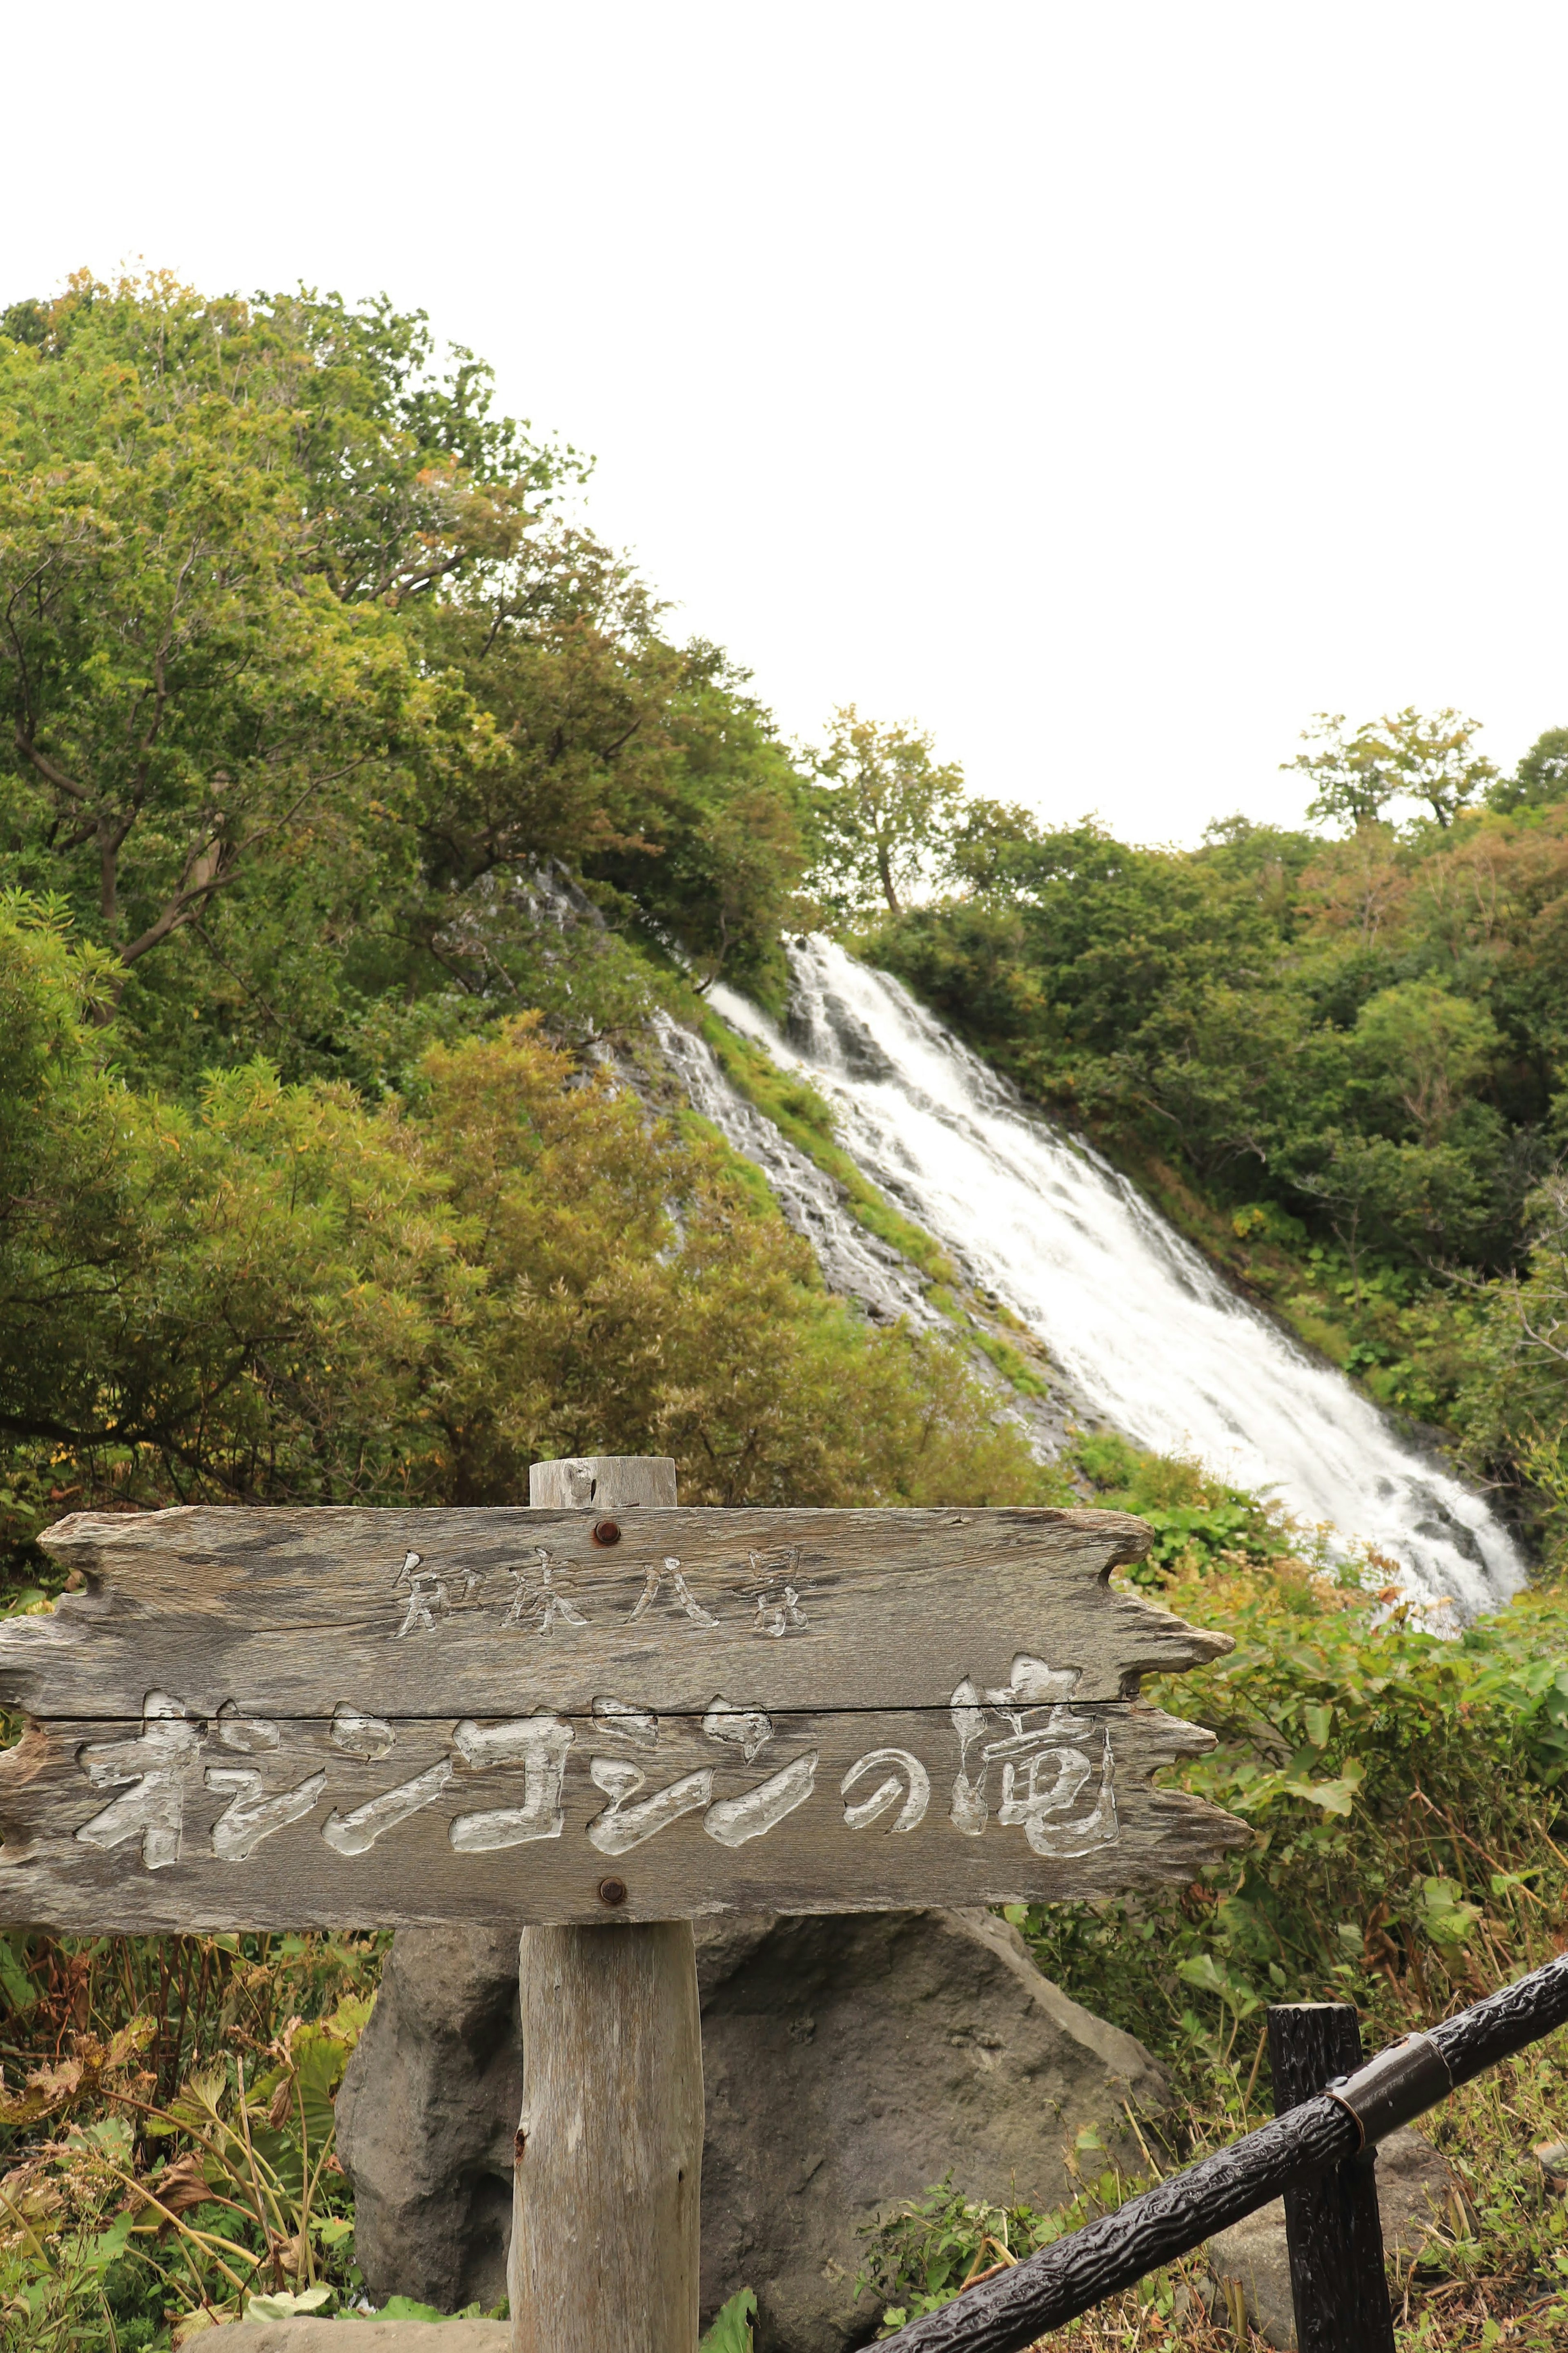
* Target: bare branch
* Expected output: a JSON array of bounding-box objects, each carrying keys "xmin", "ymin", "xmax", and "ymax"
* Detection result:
[
  {"xmin": 116, "ymin": 861, "xmax": 238, "ymax": 971},
  {"xmin": 12, "ymin": 722, "xmax": 89, "ymax": 803},
  {"xmin": 113, "ymin": 758, "xmax": 372, "ymax": 979}
]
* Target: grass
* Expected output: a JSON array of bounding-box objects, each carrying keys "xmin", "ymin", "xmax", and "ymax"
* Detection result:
[
  {"xmin": 861, "ymin": 2040, "xmax": 1568, "ymax": 2349},
  {"xmin": 0, "ymin": 1931, "xmax": 392, "ymax": 2349}
]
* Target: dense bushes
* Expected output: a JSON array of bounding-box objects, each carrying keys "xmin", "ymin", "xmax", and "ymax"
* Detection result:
[
  {"xmin": 1019, "ymin": 1450, "xmax": 1568, "ymax": 2072},
  {"xmin": 0, "ymin": 898, "xmax": 1045, "ymax": 1581}
]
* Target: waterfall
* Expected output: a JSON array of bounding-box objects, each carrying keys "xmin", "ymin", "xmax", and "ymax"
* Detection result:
[
  {"xmin": 699, "ymin": 935, "xmax": 1525, "ymax": 1617},
  {"xmin": 653, "ymin": 1014, "xmax": 944, "ymax": 1333}
]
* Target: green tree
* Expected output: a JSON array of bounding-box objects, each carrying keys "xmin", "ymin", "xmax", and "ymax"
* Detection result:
[
  {"xmin": 810, "ymin": 705, "xmax": 963, "ymax": 913},
  {"xmin": 945, "ymin": 797, "xmax": 1063, "ymax": 900},
  {"xmin": 0, "ymin": 902, "xmax": 1042, "ymax": 1562},
  {"xmin": 0, "ymin": 272, "xmax": 559, "ymax": 1013},
  {"xmin": 1488, "ymin": 725, "xmax": 1568, "ymax": 815},
  {"xmin": 0, "ymin": 274, "xmax": 811, "ymax": 1074},
  {"xmin": 0, "ymin": 897, "xmax": 470, "ymax": 1509},
  {"xmin": 1350, "ymin": 980, "xmax": 1500, "ymax": 1145},
  {"xmin": 412, "ymin": 1015, "xmax": 1044, "ymax": 1507},
  {"xmin": 1458, "ymin": 1173, "xmax": 1568, "ymax": 1537},
  {"xmin": 1286, "ymin": 1129, "xmax": 1488, "ymax": 1284},
  {"xmin": 1287, "ymin": 708, "xmax": 1497, "ymax": 832},
  {"xmin": 407, "ymin": 577, "xmax": 811, "ymax": 1000},
  {"xmin": 610, "ymin": 645, "xmax": 811, "ymax": 993}
]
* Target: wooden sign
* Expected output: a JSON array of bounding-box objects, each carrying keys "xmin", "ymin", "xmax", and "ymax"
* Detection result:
[{"xmin": 0, "ymin": 1503, "xmax": 1246, "ymax": 1930}]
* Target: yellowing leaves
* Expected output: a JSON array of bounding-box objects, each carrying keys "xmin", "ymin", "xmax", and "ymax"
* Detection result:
[{"xmin": 2, "ymin": 936, "xmax": 1045, "ymax": 1514}]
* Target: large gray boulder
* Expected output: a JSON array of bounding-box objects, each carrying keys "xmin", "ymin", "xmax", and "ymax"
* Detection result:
[
  {"xmin": 696, "ymin": 1909, "xmax": 1167, "ymax": 2352},
  {"xmin": 333, "ymin": 1924, "xmax": 524, "ymax": 2319},
  {"xmin": 238, "ymin": 2331, "xmax": 506, "ymax": 2350},
  {"xmin": 336, "ymin": 1910, "xmax": 1170, "ymax": 2353}
]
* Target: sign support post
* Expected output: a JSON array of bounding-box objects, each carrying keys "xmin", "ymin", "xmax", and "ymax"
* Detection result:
[{"xmin": 513, "ymin": 1457, "xmax": 702, "ymax": 2353}]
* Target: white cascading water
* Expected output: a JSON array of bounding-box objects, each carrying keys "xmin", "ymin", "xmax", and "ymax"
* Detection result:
[{"xmin": 701, "ymin": 936, "xmax": 1525, "ymax": 1616}]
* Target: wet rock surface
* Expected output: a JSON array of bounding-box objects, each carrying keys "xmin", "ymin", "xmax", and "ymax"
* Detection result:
[
  {"xmin": 337, "ymin": 1910, "xmax": 1172, "ymax": 2353},
  {"xmin": 652, "ymin": 1012, "xmax": 943, "ymax": 1332}
]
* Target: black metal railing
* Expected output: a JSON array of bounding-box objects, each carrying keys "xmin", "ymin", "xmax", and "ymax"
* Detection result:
[{"xmin": 879, "ymin": 1951, "xmax": 1568, "ymax": 2353}]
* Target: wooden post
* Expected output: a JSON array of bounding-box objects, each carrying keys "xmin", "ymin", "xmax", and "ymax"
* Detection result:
[
  {"xmin": 511, "ymin": 1456, "xmax": 703, "ymax": 2353},
  {"xmin": 1268, "ymin": 2002, "xmax": 1396, "ymax": 2353}
]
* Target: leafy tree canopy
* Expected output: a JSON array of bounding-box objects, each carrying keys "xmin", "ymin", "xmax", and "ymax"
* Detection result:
[
  {"xmin": 0, "ymin": 272, "xmax": 815, "ymax": 1080},
  {"xmin": 1285, "ymin": 707, "xmax": 1498, "ymax": 832},
  {"xmin": 1490, "ymin": 724, "xmax": 1568, "ymax": 815},
  {"xmin": 0, "ymin": 894, "xmax": 1044, "ymax": 1558},
  {"xmin": 809, "ymin": 705, "xmax": 963, "ymax": 914}
]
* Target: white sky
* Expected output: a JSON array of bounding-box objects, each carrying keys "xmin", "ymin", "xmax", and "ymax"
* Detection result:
[{"xmin": 8, "ymin": 2, "xmax": 1567, "ymax": 845}]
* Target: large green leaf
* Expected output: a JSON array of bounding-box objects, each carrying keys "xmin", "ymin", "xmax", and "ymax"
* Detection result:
[{"xmin": 700, "ymin": 2286, "xmax": 757, "ymax": 2353}]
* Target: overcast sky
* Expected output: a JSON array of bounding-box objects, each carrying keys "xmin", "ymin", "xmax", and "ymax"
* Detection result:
[{"xmin": 9, "ymin": 2, "xmax": 1566, "ymax": 844}]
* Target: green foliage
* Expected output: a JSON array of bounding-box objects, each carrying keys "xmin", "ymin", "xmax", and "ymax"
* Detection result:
[
  {"xmin": 864, "ymin": 756, "xmax": 1568, "ymax": 1528},
  {"xmin": 0, "ymin": 272, "xmax": 456, "ymax": 1021},
  {"xmin": 1069, "ymin": 1432, "xmax": 1300, "ymax": 1583},
  {"xmin": 0, "ymin": 917, "xmax": 1047, "ymax": 1574},
  {"xmin": 370, "ymin": 2295, "xmax": 498, "ymax": 2322},
  {"xmin": 858, "ymin": 2056, "xmax": 1568, "ymax": 2351},
  {"xmin": 1018, "ymin": 1559, "xmax": 1568, "ymax": 2072},
  {"xmin": 699, "ymin": 2286, "xmax": 758, "ymax": 2353},
  {"xmin": 0, "ymin": 1931, "xmax": 379, "ymax": 2347},
  {"xmin": 808, "ymin": 705, "xmax": 963, "ymax": 915},
  {"xmin": 0, "ymin": 270, "xmax": 812, "ymax": 1094},
  {"xmin": 922, "ymin": 1520, "xmax": 1568, "ymax": 2351},
  {"xmin": 400, "ymin": 1014, "xmax": 1042, "ymax": 1510},
  {"xmin": 0, "ymin": 895, "xmax": 474, "ymax": 1525},
  {"xmin": 1454, "ymin": 1175, "xmax": 1568, "ymax": 1562},
  {"xmin": 859, "ymin": 1526, "xmax": 1568, "ymax": 2351},
  {"xmin": 408, "ymin": 592, "xmax": 811, "ymax": 1007},
  {"xmin": 1285, "ymin": 708, "xmax": 1498, "ymax": 832},
  {"xmin": 1490, "ymin": 724, "xmax": 1568, "ymax": 815},
  {"xmin": 967, "ymin": 1329, "xmax": 1052, "ymax": 1399},
  {"xmin": 858, "ymin": 2169, "xmax": 1176, "ymax": 2337}
]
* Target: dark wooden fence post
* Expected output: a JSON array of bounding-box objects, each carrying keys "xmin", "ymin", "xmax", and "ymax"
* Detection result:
[{"xmin": 1267, "ymin": 2003, "xmax": 1396, "ymax": 2353}]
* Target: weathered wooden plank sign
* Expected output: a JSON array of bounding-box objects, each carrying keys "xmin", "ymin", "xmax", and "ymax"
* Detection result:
[{"xmin": 0, "ymin": 1500, "xmax": 1246, "ymax": 1931}]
